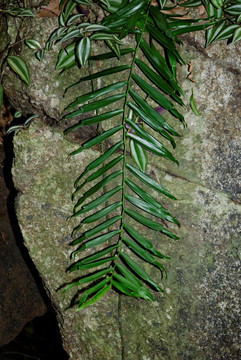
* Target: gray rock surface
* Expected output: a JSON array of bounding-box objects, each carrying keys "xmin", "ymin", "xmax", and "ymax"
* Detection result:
[
  {"xmin": 2, "ymin": 15, "xmax": 76, "ymax": 122},
  {"xmin": 1, "ymin": 7, "xmax": 103, "ymax": 129},
  {"xmin": 0, "ymin": 147, "xmax": 46, "ymax": 347},
  {"xmin": 4, "ymin": 8, "xmax": 241, "ymax": 359},
  {"xmin": 12, "ymin": 34, "xmax": 241, "ymax": 360}
]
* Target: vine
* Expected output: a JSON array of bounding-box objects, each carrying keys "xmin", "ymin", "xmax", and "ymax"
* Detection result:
[{"xmin": 0, "ymin": 0, "xmax": 240, "ymax": 310}]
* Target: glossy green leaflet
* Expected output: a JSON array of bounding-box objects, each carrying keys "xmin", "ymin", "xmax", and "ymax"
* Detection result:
[{"xmin": 58, "ymin": 0, "xmax": 185, "ymax": 310}]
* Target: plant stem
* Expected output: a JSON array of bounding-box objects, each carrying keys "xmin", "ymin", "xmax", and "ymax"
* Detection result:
[{"xmin": 110, "ymin": 0, "xmax": 152, "ymax": 281}]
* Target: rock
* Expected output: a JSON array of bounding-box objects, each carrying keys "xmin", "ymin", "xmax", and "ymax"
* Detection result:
[
  {"xmin": 4, "ymin": 8, "xmax": 241, "ymax": 360},
  {"xmin": 11, "ymin": 119, "xmax": 121, "ymax": 358},
  {"xmin": 0, "ymin": 146, "xmax": 46, "ymax": 347},
  {"xmin": 1, "ymin": 8, "xmax": 99, "ymax": 137},
  {"xmin": 12, "ymin": 35, "xmax": 241, "ymax": 355},
  {"xmin": 2, "ymin": 15, "xmax": 77, "ymax": 122}
]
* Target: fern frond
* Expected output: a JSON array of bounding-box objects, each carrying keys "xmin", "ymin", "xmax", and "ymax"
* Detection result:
[{"xmin": 57, "ymin": 0, "xmax": 185, "ymax": 310}]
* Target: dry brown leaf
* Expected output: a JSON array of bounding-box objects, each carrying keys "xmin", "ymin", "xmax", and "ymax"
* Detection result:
[
  {"xmin": 37, "ymin": 0, "xmax": 67, "ymax": 18},
  {"xmin": 198, "ymin": 5, "xmax": 207, "ymax": 17},
  {"xmin": 161, "ymin": 6, "xmax": 188, "ymax": 16},
  {"xmin": 187, "ymin": 62, "xmax": 196, "ymax": 83}
]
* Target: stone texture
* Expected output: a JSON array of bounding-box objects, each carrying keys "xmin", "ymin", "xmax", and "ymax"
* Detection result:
[
  {"xmin": 1, "ymin": 12, "xmax": 92, "ymax": 127},
  {"xmin": 0, "ymin": 146, "xmax": 46, "ymax": 347},
  {"xmin": 1, "ymin": 9, "xmax": 133, "ymax": 141},
  {"xmin": 4, "ymin": 10, "xmax": 241, "ymax": 360},
  {"xmin": 12, "ymin": 120, "xmax": 122, "ymax": 358},
  {"xmin": 3, "ymin": 15, "xmax": 75, "ymax": 121},
  {"xmin": 12, "ymin": 35, "xmax": 241, "ymax": 355}
]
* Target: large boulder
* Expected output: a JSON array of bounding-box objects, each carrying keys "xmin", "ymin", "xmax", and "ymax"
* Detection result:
[
  {"xmin": 3, "ymin": 6, "xmax": 241, "ymax": 360},
  {"xmin": 11, "ymin": 34, "xmax": 241, "ymax": 359}
]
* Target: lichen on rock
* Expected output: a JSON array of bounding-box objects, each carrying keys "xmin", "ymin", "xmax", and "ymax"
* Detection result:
[
  {"xmin": 12, "ymin": 92, "xmax": 241, "ymax": 360},
  {"xmin": 5, "ymin": 8, "xmax": 241, "ymax": 359}
]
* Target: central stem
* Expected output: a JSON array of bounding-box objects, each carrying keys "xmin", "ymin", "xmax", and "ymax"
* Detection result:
[{"xmin": 110, "ymin": 0, "xmax": 152, "ymax": 279}]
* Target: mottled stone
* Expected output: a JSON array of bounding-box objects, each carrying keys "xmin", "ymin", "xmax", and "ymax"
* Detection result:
[
  {"xmin": 6, "ymin": 11, "xmax": 241, "ymax": 360},
  {"xmin": 0, "ymin": 147, "xmax": 46, "ymax": 347},
  {"xmin": 2, "ymin": 15, "xmax": 91, "ymax": 124},
  {"xmin": 12, "ymin": 92, "xmax": 240, "ymax": 360},
  {"xmin": 161, "ymin": 32, "xmax": 241, "ymax": 202},
  {"xmin": 12, "ymin": 119, "xmax": 122, "ymax": 359}
]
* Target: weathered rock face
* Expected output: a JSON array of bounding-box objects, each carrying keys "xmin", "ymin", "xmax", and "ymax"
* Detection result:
[
  {"xmin": 1, "ymin": 6, "xmax": 103, "ymax": 134},
  {"xmin": 2, "ymin": 15, "xmax": 74, "ymax": 122},
  {"xmin": 3, "ymin": 7, "xmax": 240, "ymax": 360},
  {"xmin": 11, "ymin": 31, "xmax": 241, "ymax": 359},
  {"xmin": 0, "ymin": 146, "xmax": 46, "ymax": 347}
]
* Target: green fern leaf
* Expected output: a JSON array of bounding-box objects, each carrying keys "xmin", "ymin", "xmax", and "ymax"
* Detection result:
[{"xmin": 59, "ymin": 0, "xmax": 185, "ymax": 308}]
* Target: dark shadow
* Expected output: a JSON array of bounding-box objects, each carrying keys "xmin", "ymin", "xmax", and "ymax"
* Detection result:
[{"xmin": 0, "ymin": 312, "xmax": 69, "ymax": 360}]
